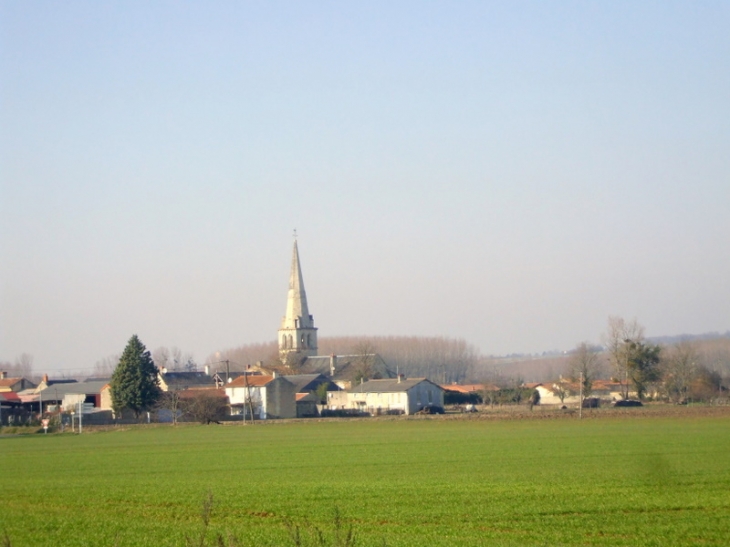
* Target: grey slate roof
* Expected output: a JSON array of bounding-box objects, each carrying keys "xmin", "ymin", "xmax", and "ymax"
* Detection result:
[
  {"xmin": 299, "ymin": 354, "xmax": 395, "ymax": 382},
  {"xmin": 160, "ymin": 371, "xmax": 212, "ymax": 389},
  {"xmin": 282, "ymin": 373, "xmax": 336, "ymax": 394},
  {"xmin": 348, "ymin": 378, "xmax": 443, "ymax": 394},
  {"xmin": 37, "ymin": 380, "xmax": 110, "ymax": 401}
]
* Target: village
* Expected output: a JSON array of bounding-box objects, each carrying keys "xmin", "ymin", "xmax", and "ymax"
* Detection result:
[{"xmin": 1, "ymin": 241, "xmax": 681, "ymax": 429}]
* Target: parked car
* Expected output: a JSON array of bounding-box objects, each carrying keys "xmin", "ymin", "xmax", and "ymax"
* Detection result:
[{"xmin": 613, "ymin": 400, "xmax": 642, "ymax": 407}]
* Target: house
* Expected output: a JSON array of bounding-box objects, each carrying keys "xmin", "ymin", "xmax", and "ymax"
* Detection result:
[
  {"xmin": 283, "ymin": 373, "xmax": 340, "ymax": 417},
  {"xmin": 0, "ymin": 372, "xmax": 37, "ymax": 393},
  {"xmin": 534, "ymin": 383, "xmax": 581, "ymax": 406},
  {"xmin": 535, "ymin": 379, "xmax": 635, "ymax": 406},
  {"xmin": 225, "ymin": 374, "xmax": 298, "ymax": 419},
  {"xmin": 332, "ymin": 378, "xmax": 445, "ymax": 415},
  {"xmin": 590, "ymin": 380, "xmax": 632, "ymax": 401},
  {"xmin": 211, "ymin": 370, "xmax": 261, "ymax": 388}
]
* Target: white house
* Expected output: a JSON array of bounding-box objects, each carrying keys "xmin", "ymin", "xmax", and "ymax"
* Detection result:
[
  {"xmin": 224, "ymin": 374, "xmax": 299, "ymax": 419},
  {"xmin": 332, "ymin": 378, "xmax": 445, "ymax": 415}
]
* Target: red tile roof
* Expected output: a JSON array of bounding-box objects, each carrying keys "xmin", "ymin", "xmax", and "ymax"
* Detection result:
[
  {"xmin": 441, "ymin": 383, "xmax": 500, "ymax": 393},
  {"xmin": 0, "ymin": 391, "xmax": 21, "ymax": 402},
  {"xmin": 0, "ymin": 378, "xmax": 23, "ymax": 388}
]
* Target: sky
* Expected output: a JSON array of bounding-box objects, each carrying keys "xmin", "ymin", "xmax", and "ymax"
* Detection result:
[{"xmin": 1, "ymin": 1, "xmax": 729, "ymax": 374}]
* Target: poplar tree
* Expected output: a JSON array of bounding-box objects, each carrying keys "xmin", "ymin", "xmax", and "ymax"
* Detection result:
[{"xmin": 111, "ymin": 335, "xmax": 161, "ymax": 418}]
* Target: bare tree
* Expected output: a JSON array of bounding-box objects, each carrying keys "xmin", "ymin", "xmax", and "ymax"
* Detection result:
[
  {"xmin": 1, "ymin": 355, "xmax": 34, "ymax": 379},
  {"xmin": 205, "ymin": 342, "xmax": 278, "ymax": 372},
  {"xmin": 604, "ymin": 316, "xmax": 645, "ymax": 399},
  {"xmin": 92, "ymin": 354, "xmax": 120, "ymax": 378},
  {"xmin": 12, "ymin": 353, "xmax": 34, "ymax": 378},
  {"xmin": 152, "ymin": 347, "xmax": 171, "ymax": 371},
  {"xmin": 153, "ymin": 346, "xmax": 197, "ymax": 372},
  {"xmin": 569, "ymin": 342, "xmax": 599, "ymax": 403},
  {"xmin": 352, "ymin": 341, "xmax": 377, "ymax": 383},
  {"xmin": 183, "ymin": 391, "xmax": 227, "ymax": 424},
  {"xmin": 552, "ymin": 381, "xmax": 572, "ymax": 406},
  {"xmin": 661, "ymin": 341, "xmax": 697, "ymax": 403},
  {"xmin": 156, "ymin": 389, "xmax": 184, "ymax": 425}
]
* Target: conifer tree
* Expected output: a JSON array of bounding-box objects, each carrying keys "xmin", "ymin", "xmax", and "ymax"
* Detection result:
[{"xmin": 111, "ymin": 335, "xmax": 161, "ymax": 418}]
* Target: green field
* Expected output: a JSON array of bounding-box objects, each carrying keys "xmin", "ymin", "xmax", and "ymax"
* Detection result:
[{"xmin": 2, "ymin": 413, "xmax": 730, "ymax": 546}]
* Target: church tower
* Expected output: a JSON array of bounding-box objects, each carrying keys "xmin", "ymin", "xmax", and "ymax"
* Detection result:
[{"xmin": 278, "ymin": 239, "xmax": 318, "ymax": 362}]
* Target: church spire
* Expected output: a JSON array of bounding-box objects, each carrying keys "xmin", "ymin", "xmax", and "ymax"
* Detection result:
[
  {"xmin": 282, "ymin": 240, "xmax": 312, "ymax": 329},
  {"xmin": 279, "ymin": 238, "xmax": 318, "ymax": 360}
]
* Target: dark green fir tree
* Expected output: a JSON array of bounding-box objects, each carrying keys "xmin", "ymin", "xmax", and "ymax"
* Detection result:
[{"xmin": 111, "ymin": 335, "xmax": 161, "ymax": 418}]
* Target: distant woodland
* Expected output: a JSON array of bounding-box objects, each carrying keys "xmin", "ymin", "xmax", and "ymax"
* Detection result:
[{"xmin": 204, "ymin": 331, "xmax": 730, "ymax": 394}]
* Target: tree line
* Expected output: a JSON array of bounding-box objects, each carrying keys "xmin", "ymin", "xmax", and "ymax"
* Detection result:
[{"xmin": 204, "ymin": 335, "xmax": 479, "ymax": 383}]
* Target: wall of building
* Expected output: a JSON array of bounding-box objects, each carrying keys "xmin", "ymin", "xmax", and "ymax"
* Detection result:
[{"xmin": 264, "ymin": 378, "xmax": 297, "ymax": 419}]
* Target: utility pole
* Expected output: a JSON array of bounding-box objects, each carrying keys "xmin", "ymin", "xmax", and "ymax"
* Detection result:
[
  {"xmin": 78, "ymin": 400, "xmax": 83, "ymax": 433},
  {"xmin": 579, "ymin": 371, "xmax": 583, "ymax": 420}
]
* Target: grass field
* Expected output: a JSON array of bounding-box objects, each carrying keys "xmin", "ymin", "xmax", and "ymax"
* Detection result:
[{"xmin": 2, "ymin": 410, "xmax": 730, "ymax": 546}]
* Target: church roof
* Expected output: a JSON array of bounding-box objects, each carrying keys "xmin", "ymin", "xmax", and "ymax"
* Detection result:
[{"xmin": 299, "ymin": 354, "xmax": 395, "ymax": 382}]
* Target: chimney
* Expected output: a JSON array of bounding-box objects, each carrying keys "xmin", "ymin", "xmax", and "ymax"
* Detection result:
[
  {"xmin": 330, "ymin": 354, "xmax": 337, "ymax": 376},
  {"xmin": 204, "ymin": 365, "xmax": 210, "ymax": 375},
  {"xmin": 43, "ymin": 373, "xmax": 49, "ymax": 383},
  {"xmin": 273, "ymin": 371, "xmax": 278, "ymax": 379},
  {"xmin": 0, "ymin": 371, "xmax": 6, "ymax": 380}
]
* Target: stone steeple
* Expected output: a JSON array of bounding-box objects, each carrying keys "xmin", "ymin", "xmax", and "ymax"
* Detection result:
[{"xmin": 278, "ymin": 239, "xmax": 318, "ymax": 361}]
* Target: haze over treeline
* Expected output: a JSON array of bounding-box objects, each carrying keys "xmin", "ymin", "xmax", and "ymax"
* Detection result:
[
  {"xmin": 4, "ymin": 330, "xmax": 729, "ymax": 387},
  {"xmin": 207, "ymin": 335, "xmax": 479, "ymax": 384},
  {"xmin": 203, "ymin": 332, "xmax": 730, "ymax": 386}
]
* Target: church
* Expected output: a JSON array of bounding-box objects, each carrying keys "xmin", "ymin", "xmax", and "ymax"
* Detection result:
[
  {"xmin": 277, "ymin": 239, "xmax": 319, "ymax": 362},
  {"xmin": 226, "ymin": 239, "xmax": 444, "ymax": 417},
  {"xmin": 276, "ymin": 239, "xmax": 392, "ymax": 387}
]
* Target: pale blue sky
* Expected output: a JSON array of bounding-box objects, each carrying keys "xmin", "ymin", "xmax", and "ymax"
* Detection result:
[{"xmin": 2, "ymin": 1, "xmax": 729, "ymax": 373}]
